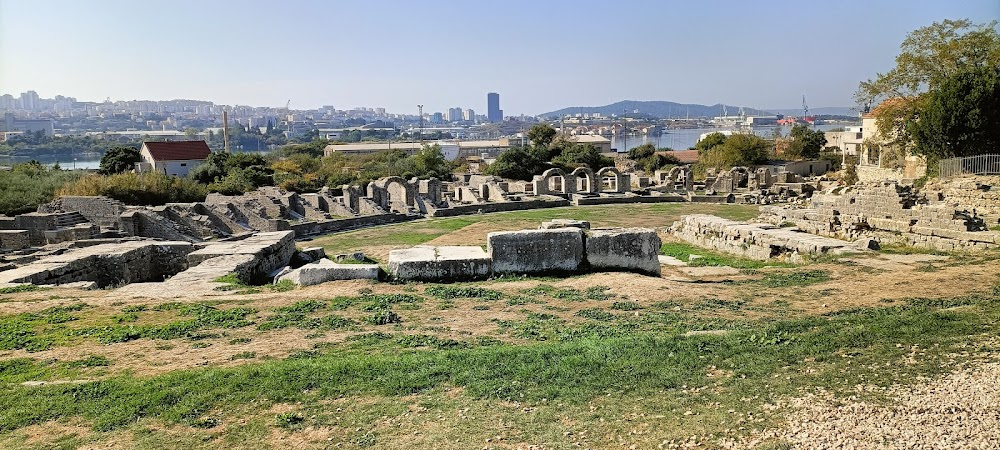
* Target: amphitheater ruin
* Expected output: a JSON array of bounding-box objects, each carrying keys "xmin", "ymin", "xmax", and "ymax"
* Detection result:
[{"xmin": 1, "ymin": 164, "xmax": 997, "ymax": 292}]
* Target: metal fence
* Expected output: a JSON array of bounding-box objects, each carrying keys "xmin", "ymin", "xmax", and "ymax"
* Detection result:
[{"xmin": 939, "ymin": 154, "xmax": 1000, "ymax": 178}]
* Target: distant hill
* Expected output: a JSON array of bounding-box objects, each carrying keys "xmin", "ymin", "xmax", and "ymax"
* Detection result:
[{"xmin": 539, "ymin": 100, "xmax": 771, "ymax": 119}]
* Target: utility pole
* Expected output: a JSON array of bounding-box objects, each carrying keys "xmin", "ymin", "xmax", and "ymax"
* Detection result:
[
  {"xmin": 622, "ymin": 109, "xmax": 627, "ymax": 153},
  {"xmin": 222, "ymin": 109, "xmax": 230, "ymax": 153},
  {"xmin": 417, "ymin": 105, "xmax": 424, "ymax": 143}
]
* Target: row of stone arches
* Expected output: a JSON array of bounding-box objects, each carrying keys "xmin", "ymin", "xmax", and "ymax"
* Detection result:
[{"xmin": 532, "ymin": 167, "xmax": 629, "ymax": 195}]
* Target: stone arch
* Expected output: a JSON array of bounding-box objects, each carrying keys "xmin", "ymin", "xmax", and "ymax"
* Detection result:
[
  {"xmin": 597, "ymin": 167, "xmax": 627, "ymax": 193},
  {"xmin": 570, "ymin": 167, "xmax": 596, "ymax": 194},
  {"xmin": 369, "ymin": 176, "xmax": 415, "ymax": 213},
  {"xmin": 728, "ymin": 166, "xmax": 751, "ymax": 189},
  {"xmin": 534, "ymin": 168, "xmax": 569, "ymax": 195}
]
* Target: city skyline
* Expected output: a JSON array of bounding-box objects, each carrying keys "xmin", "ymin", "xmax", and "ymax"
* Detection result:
[{"xmin": 1, "ymin": 0, "xmax": 997, "ymax": 115}]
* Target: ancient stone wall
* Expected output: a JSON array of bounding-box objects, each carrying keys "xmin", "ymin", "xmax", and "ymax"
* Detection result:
[
  {"xmin": 759, "ymin": 182, "xmax": 1000, "ymax": 251},
  {"xmin": 186, "ymin": 231, "xmax": 295, "ymax": 283},
  {"xmin": 0, "ymin": 230, "xmax": 30, "ymax": 250},
  {"xmin": 586, "ymin": 228, "xmax": 661, "ymax": 275},
  {"xmin": 672, "ymin": 214, "xmax": 858, "ymax": 261},
  {"xmin": 40, "ymin": 196, "xmax": 126, "ymax": 229},
  {"xmin": 923, "ymin": 176, "xmax": 1000, "ymax": 225},
  {"xmin": 0, "ymin": 241, "xmax": 193, "ymax": 287}
]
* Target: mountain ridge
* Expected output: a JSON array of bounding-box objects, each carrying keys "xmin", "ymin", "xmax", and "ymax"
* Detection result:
[{"xmin": 539, "ymin": 101, "xmax": 856, "ymax": 119}]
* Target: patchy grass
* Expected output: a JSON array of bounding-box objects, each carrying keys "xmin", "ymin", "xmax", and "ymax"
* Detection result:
[
  {"xmin": 0, "ymin": 285, "xmax": 48, "ymax": 295},
  {"xmin": 0, "ymin": 287, "xmax": 996, "ymax": 442},
  {"xmin": 212, "ymin": 274, "xmax": 296, "ymax": 294},
  {"xmin": 660, "ymin": 242, "xmax": 793, "ymax": 269},
  {"xmin": 424, "ymin": 286, "xmax": 503, "ymax": 301},
  {"xmin": 311, "ymin": 203, "xmax": 759, "ymax": 258}
]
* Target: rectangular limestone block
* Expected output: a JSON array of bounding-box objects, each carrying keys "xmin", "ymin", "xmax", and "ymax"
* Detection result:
[
  {"xmin": 278, "ymin": 258, "xmax": 379, "ymax": 286},
  {"xmin": 488, "ymin": 228, "xmax": 584, "ymax": 274},
  {"xmin": 388, "ymin": 245, "xmax": 492, "ymax": 281},
  {"xmin": 586, "ymin": 228, "xmax": 661, "ymax": 276}
]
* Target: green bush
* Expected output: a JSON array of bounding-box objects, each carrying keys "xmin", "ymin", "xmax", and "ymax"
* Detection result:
[
  {"xmin": 0, "ymin": 163, "xmax": 85, "ymax": 215},
  {"xmin": 57, "ymin": 172, "xmax": 207, "ymax": 206}
]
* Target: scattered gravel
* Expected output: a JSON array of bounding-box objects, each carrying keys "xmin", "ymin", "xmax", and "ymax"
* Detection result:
[{"xmin": 737, "ymin": 361, "xmax": 1000, "ymax": 449}]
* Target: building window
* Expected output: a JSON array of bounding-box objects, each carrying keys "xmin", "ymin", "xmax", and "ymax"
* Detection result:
[{"xmin": 180, "ymin": 163, "xmax": 187, "ymax": 167}]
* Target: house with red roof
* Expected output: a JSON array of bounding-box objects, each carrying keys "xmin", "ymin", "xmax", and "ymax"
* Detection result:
[{"xmin": 137, "ymin": 141, "xmax": 212, "ymax": 177}]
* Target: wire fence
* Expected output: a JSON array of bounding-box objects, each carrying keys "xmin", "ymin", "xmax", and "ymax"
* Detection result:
[{"xmin": 939, "ymin": 154, "xmax": 1000, "ymax": 178}]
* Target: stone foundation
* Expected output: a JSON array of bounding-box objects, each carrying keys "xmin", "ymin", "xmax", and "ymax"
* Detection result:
[
  {"xmin": 0, "ymin": 241, "xmax": 193, "ymax": 287},
  {"xmin": 759, "ymin": 182, "xmax": 1000, "ymax": 251},
  {"xmin": 0, "ymin": 230, "xmax": 30, "ymax": 251},
  {"xmin": 186, "ymin": 231, "xmax": 296, "ymax": 283},
  {"xmin": 671, "ymin": 214, "xmax": 857, "ymax": 261}
]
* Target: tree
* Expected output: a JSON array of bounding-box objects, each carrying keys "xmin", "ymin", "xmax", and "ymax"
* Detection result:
[
  {"xmin": 908, "ymin": 65, "xmax": 1000, "ymax": 159},
  {"xmin": 552, "ymin": 144, "xmax": 613, "ymax": 172},
  {"xmin": 855, "ymin": 19, "xmax": 1000, "ymax": 153},
  {"xmin": 695, "ymin": 132, "xmax": 728, "ymax": 153},
  {"xmin": 627, "ymin": 143, "xmax": 680, "ymax": 173},
  {"xmin": 785, "ymin": 124, "xmax": 827, "ymax": 160},
  {"xmin": 412, "ymin": 144, "xmax": 454, "ymax": 180},
  {"xmin": 700, "ymin": 133, "xmax": 771, "ymax": 169},
  {"xmin": 527, "ymin": 124, "xmax": 557, "ymax": 148},
  {"xmin": 99, "ymin": 146, "xmax": 141, "ymax": 175},
  {"xmin": 485, "ymin": 146, "xmax": 548, "ymax": 181}
]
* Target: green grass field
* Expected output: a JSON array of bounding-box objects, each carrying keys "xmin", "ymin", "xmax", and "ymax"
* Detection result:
[{"xmin": 0, "ymin": 202, "xmax": 998, "ymax": 449}]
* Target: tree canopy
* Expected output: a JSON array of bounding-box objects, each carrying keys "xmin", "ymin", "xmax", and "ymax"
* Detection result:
[
  {"xmin": 98, "ymin": 146, "xmax": 141, "ymax": 175},
  {"xmin": 527, "ymin": 124, "xmax": 557, "ymax": 148},
  {"xmin": 856, "ymin": 19, "xmax": 1000, "ymax": 157},
  {"xmin": 699, "ymin": 133, "xmax": 771, "ymax": 169},
  {"xmin": 908, "ymin": 65, "xmax": 1000, "ymax": 159},
  {"xmin": 785, "ymin": 125, "xmax": 827, "ymax": 160}
]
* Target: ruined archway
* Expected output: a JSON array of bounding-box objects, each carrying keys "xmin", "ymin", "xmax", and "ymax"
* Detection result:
[
  {"xmin": 571, "ymin": 167, "xmax": 596, "ymax": 194},
  {"xmin": 533, "ymin": 168, "xmax": 569, "ymax": 195},
  {"xmin": 596, "ymin": 167, "xmax": 627, "ymax": 193}
]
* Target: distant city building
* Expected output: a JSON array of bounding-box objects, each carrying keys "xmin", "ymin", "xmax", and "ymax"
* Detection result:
[
  {"xmin": 447, "ymin": 107, "xmax": 464, "ymax": 122},
  {"xmin": 463, "ymin": 108, "xmax": 475, "ymax": 122},
  {"xmin": 487, "ymin": 92, "xmax": 502, "ymax": 122},
  {"xmin": 0, "ymin": 94, "xmax": 14, "ymax": 110},
  {"xmin": 431, "ymin": 112, "xmax": 444, "ymax": 124},
  {"xmin": 137, "ymin": 140, "xmax": 211, "ymax": 177},
  {"xmin": 19, "ymin": 91, "xmax": 39, "ymax": 111},
  {"xmin": 1, "ymin": 113, "xmax": 54, "ymax": 136}
]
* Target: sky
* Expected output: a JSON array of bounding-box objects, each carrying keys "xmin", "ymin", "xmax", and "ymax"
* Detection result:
[{"xmin": 1, "ymin": 0, "xmax": 997, "ymax": 116}]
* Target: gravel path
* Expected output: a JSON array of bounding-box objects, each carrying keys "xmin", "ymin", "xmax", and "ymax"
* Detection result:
[{"xmin": 747, "ymin": 361, "xmax": 1000, "ymax": 449}]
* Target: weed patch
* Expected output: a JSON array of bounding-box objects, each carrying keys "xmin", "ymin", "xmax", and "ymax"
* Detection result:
[{"xmin": 425, "ymin": 286, "xmax": 503, "ymax": 301}]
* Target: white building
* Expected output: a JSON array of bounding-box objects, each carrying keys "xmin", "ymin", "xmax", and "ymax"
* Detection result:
[{"xmin": 137, "ymin": 140, "xmax": 211, "ymax": 177}]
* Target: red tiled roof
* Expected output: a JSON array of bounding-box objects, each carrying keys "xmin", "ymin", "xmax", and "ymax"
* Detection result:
[
  {"xmin": 142, "ymin": 141, "xmax": 212, "ymax": 161},
  {"xmin": 659, "ymin": 149, "xmax": 699, "ymax": 164}
]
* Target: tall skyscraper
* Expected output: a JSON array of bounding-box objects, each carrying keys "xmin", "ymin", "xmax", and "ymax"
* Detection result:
[
  {"xmin": 487, "ymin": 92, "xmax": 501, "ymax": 122},
  {"xmin": 447, "ymin": 107, "xmax": 464, "ymax": 122},
  {"xmin": 463, "ymin": 108, "xmax": 475, "ymax": 122}
]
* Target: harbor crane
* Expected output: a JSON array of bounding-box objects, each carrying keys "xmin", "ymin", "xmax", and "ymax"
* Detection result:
[{"xmin": 802, "ymin": 95, "xmax": 809, "ymax": 117}]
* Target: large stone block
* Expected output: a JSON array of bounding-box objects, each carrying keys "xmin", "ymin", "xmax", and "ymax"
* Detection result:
[
  {"xmin": 0, "ymin": 230, "xmax": 30, "ymax": 250},
  {"xmin": 278, "ymin": 258, "xmax": 379, "ymax": 286},
  {"xmin": 586, "ymin": 228, "xmax": 661, "ymax": 275},
  {"xmin": 488, "ymin": 228, "xmax": 584, "ymax": 274},
  {"xmin": 187, "ymin": 231, "xmax": 295, "ymax": 282},
  {"xmin": 388, "ymin": 245, "xmax": 491, "ymax": 281}
]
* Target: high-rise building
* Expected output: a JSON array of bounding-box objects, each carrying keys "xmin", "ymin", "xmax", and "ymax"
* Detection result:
[
  {"xmin": 487, "ymin": 92, "xmax": 501, "ymax": 122},
  {"xmin": 20, "ymin": 91, "xmax": 39, "ymax": 111},
  {"xmin": 463, "ymin": 108, "xmax": 475, "ymax": 122},
  {"xmin": 447, "ymin": 107, "xmax": 463, "ymax": 122}
]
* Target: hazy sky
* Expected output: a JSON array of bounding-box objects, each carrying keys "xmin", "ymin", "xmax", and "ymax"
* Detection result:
[{"xmin": 1, "ymin": 0, "xmax": 997, "ymax": 115}]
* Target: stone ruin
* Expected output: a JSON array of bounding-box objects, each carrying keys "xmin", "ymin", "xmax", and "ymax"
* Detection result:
[
  {"xmin": 671, "ymin": 214, "xmax": 863, "ymax": 262},
  {"xmin": 388, "ymin": 220, "xmax": 661, "ymax": 281},
  {"xmin": 669, "ymin": 178, "xmax": 1000, "ymax": 262},
  {"xmin": 759, "ymin": 182, "xmax": 1000, "ymax": 251}
]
